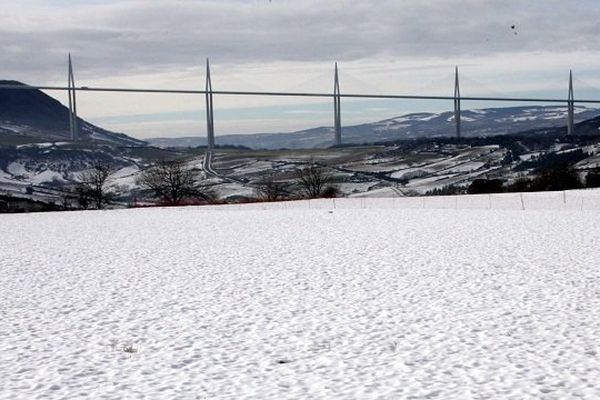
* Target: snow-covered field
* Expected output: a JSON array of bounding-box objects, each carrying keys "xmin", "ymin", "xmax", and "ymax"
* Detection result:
[{"xmin": 2, "ymin": 205, "xmax": 600, "ymax": 399}]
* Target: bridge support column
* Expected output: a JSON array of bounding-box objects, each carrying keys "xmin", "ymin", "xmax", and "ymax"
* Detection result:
[
  {"xmin": 568, "ymin": 70, "xmax": 575, "ymax": 135},
  {"xmin": 333, "ymin": 63, "xmax": 342, "ymax": 146},
  {"xmin": 205, "ymin": 58, "xmax": 215, "ymax": 150},
  {"xmin": 454, "ymin": 66, "xmax": 461, "ymax": 139},
  {"xmin": 67, "ymin": 54, "xmax": 78, "ymax": 141}
]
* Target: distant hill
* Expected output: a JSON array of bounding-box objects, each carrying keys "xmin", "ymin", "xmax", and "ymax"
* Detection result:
[
  {"xmin": 517, "ymin": 115, "xmax": 600, "ymax": 137},
  {"xmin": 149, "ymin": 105, "xmax": 600, "ymax": 150},
  {"xmin": 0, "ymin": 80, "xmax": 145, "ymax": 146}
]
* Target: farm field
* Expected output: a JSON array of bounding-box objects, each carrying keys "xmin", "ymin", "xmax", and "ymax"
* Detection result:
[{"xmin": 1, "ymin": 205, "xmax": 600, "ymax": 399}]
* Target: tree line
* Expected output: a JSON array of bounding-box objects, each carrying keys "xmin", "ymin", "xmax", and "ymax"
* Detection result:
[
  {"xmin": 426, "ymin": 165, "xmax": 600, "ymax": 196},
  {"xmin": 71, "ymin": 159, "xmax": 340, "ymax": 210}
]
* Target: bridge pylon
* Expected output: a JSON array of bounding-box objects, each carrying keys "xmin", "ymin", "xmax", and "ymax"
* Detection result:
[
  {"xmin": 333, "ymin": 63, "xmax": 342, "ymax": 146},
  {"xmin": 67, "ymin": 54, "xmax": 78, "ymax": 141},
  {"xmin": 568, "ymin": 70, "xmax": 575, "ymax": 135},
  {"xmin": 205, "ymin": 58, "xmax": 215, "ymax": 150},
  {"xmin": 454, "ymin": 66, "xmax": 461, "ymax": 139}
]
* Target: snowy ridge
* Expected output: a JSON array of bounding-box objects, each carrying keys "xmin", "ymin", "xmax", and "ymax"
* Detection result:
[
  {"xmin": 0, "ymin": 81, "xmax": 145, "ymax": 146},
  {"xmin": 148, "ymin": 105, "xmax": 600, "ymax": 150}
]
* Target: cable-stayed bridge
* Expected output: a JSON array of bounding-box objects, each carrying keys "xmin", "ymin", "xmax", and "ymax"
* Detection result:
[{"xmin": 1, "ymin": 55, "xmax": 598, "ymax": 152}]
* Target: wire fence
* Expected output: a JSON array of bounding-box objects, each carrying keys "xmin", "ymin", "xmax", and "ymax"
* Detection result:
[{"xmin": 199, "ymin": 190, "xmax": 600, "ymax": 212}]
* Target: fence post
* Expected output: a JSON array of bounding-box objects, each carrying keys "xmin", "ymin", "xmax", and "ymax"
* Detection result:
[{"xmin": 520, "ymin": 193, "xmax": 525, "ymax": 210}]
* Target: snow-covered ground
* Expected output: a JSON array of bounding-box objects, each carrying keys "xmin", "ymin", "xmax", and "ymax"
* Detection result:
[{"xmin": 2, "ymin": 205, "xmax": 600, "ymax": 399}]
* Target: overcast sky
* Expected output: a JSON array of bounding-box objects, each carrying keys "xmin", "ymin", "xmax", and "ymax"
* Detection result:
[{"xmin": 3, "ymin": 0, "xmax": 600, "ymax": 138}]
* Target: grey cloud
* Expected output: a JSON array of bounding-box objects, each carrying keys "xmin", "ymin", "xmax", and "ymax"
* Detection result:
[{"xmin": 1, "ymin": 0, "xmax": 599, "ymax": 81}]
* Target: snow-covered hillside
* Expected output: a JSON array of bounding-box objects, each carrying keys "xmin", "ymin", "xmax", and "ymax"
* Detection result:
[
  {"xmin": 0, "ymin": 81, "xmax": 145, "ymax": 146},
  {"xmin": 148, "ymin": 106, "xmax": 600, "ymax": 150},
  {"xmin": 1, "ymin": 206, "xmax": 599, "ymax": 399}
]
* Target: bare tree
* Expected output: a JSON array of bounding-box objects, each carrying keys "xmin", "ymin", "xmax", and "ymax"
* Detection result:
[
  {"xmin": 138, "ymin": 160, "xmax": 216, "ymax": 205},
  {"xmin": 255, "ymin": 173, "xmax": 289, "ymax": 201},
  {"xmin": 295, "ymin": 163, "xmax": 336, "ymax": 199},
  {"xmin": 77, "ymin": 163, "xmax": 113, "ymax": 209}
]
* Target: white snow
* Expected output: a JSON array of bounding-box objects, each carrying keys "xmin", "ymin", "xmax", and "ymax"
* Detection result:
[
  {"xmin": 0, "ymin": 169, "xmax": 13, "ymax": 184},
  {"xmin": 519, "ymin": 152, "xmax": 541, "ymax": 161},
  {"xmin": 5, "ymin": 162, "xmax": 65, "ymax": 184},
  {"xmin": 230, "ymin": 160, "xmax": 274, "ymax": 175},
  {"xmin": 0, "ymin": 122, "xmax": 29, "ymax": 134},
  {"xmin": 444, "ymin": 161, "xmax": 486, "ymax": 173},
  {"xmin": 212, "ymin": 182, "xmax": 255, "ymax": 199},
  {"xmin": 406, "ymin": 173, "xmax": 458, "ymax": 188},
  {"xmin": 110, "ymin": 166, "xmax": 141, "ymax": 190},
  {"xmin": 511, "ymin": 116, "xmax": 538, "ymax": 122},
  {"xmin": 382, "ymin": 113, "xmax": 438, "ymax": 124},
  {"xmin": 6, "ymin": 162, "xmax": 28, "ymax": 176},
  {"xmin": 29, "ymin": 170, "xmax": 64, "ymax": 185},
  {"xmin": 2, "ymin": 203, "xmax": 600, "ymax": 399},
  {"xmin": 349, "ymin": 186, "xmax": 400, "ymax": 198}
]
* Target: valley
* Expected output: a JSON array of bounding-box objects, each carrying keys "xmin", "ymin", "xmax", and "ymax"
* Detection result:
[{"xmin": 2, "ymin": 82, "xmax": 600, "ymax": 210}]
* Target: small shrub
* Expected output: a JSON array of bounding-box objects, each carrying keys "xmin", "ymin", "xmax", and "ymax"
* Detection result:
[
  {"xmin": 425, "ymin": 184, "xmax": 466, "ymax": 196},
  {"xmin": 529, "ymin": 165, "xmax": 583, "ymax": 192},
  {"xmin": 322, "ymin": 185, "xmax": 340, "ymax": 198},
  {"xmin": 467, "ymin": 179, "xmax": 504, "ymax": 194},
  {"xmin": 586, "ymin": 170, "xmax": 600, "ymax": 188},
  {"xmin": 122, "ymin": 345, "xmax": 138, "ymax": 354},
  {"xmin": 295, "ymin": 162, "xmax": 334, "ymax": 198},
  {"xmin": 505, "ymin": 177, "xmax": 532, "ymax": 192}
]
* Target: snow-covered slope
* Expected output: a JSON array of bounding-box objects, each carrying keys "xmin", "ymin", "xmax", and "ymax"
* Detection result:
[
  {"xmin": 1, "ymin": 206, "xmax": 600, "ymax": 398},
  {"xmin": 0, "ymin": 81, "xmax": 145, "ymax": 146}
]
